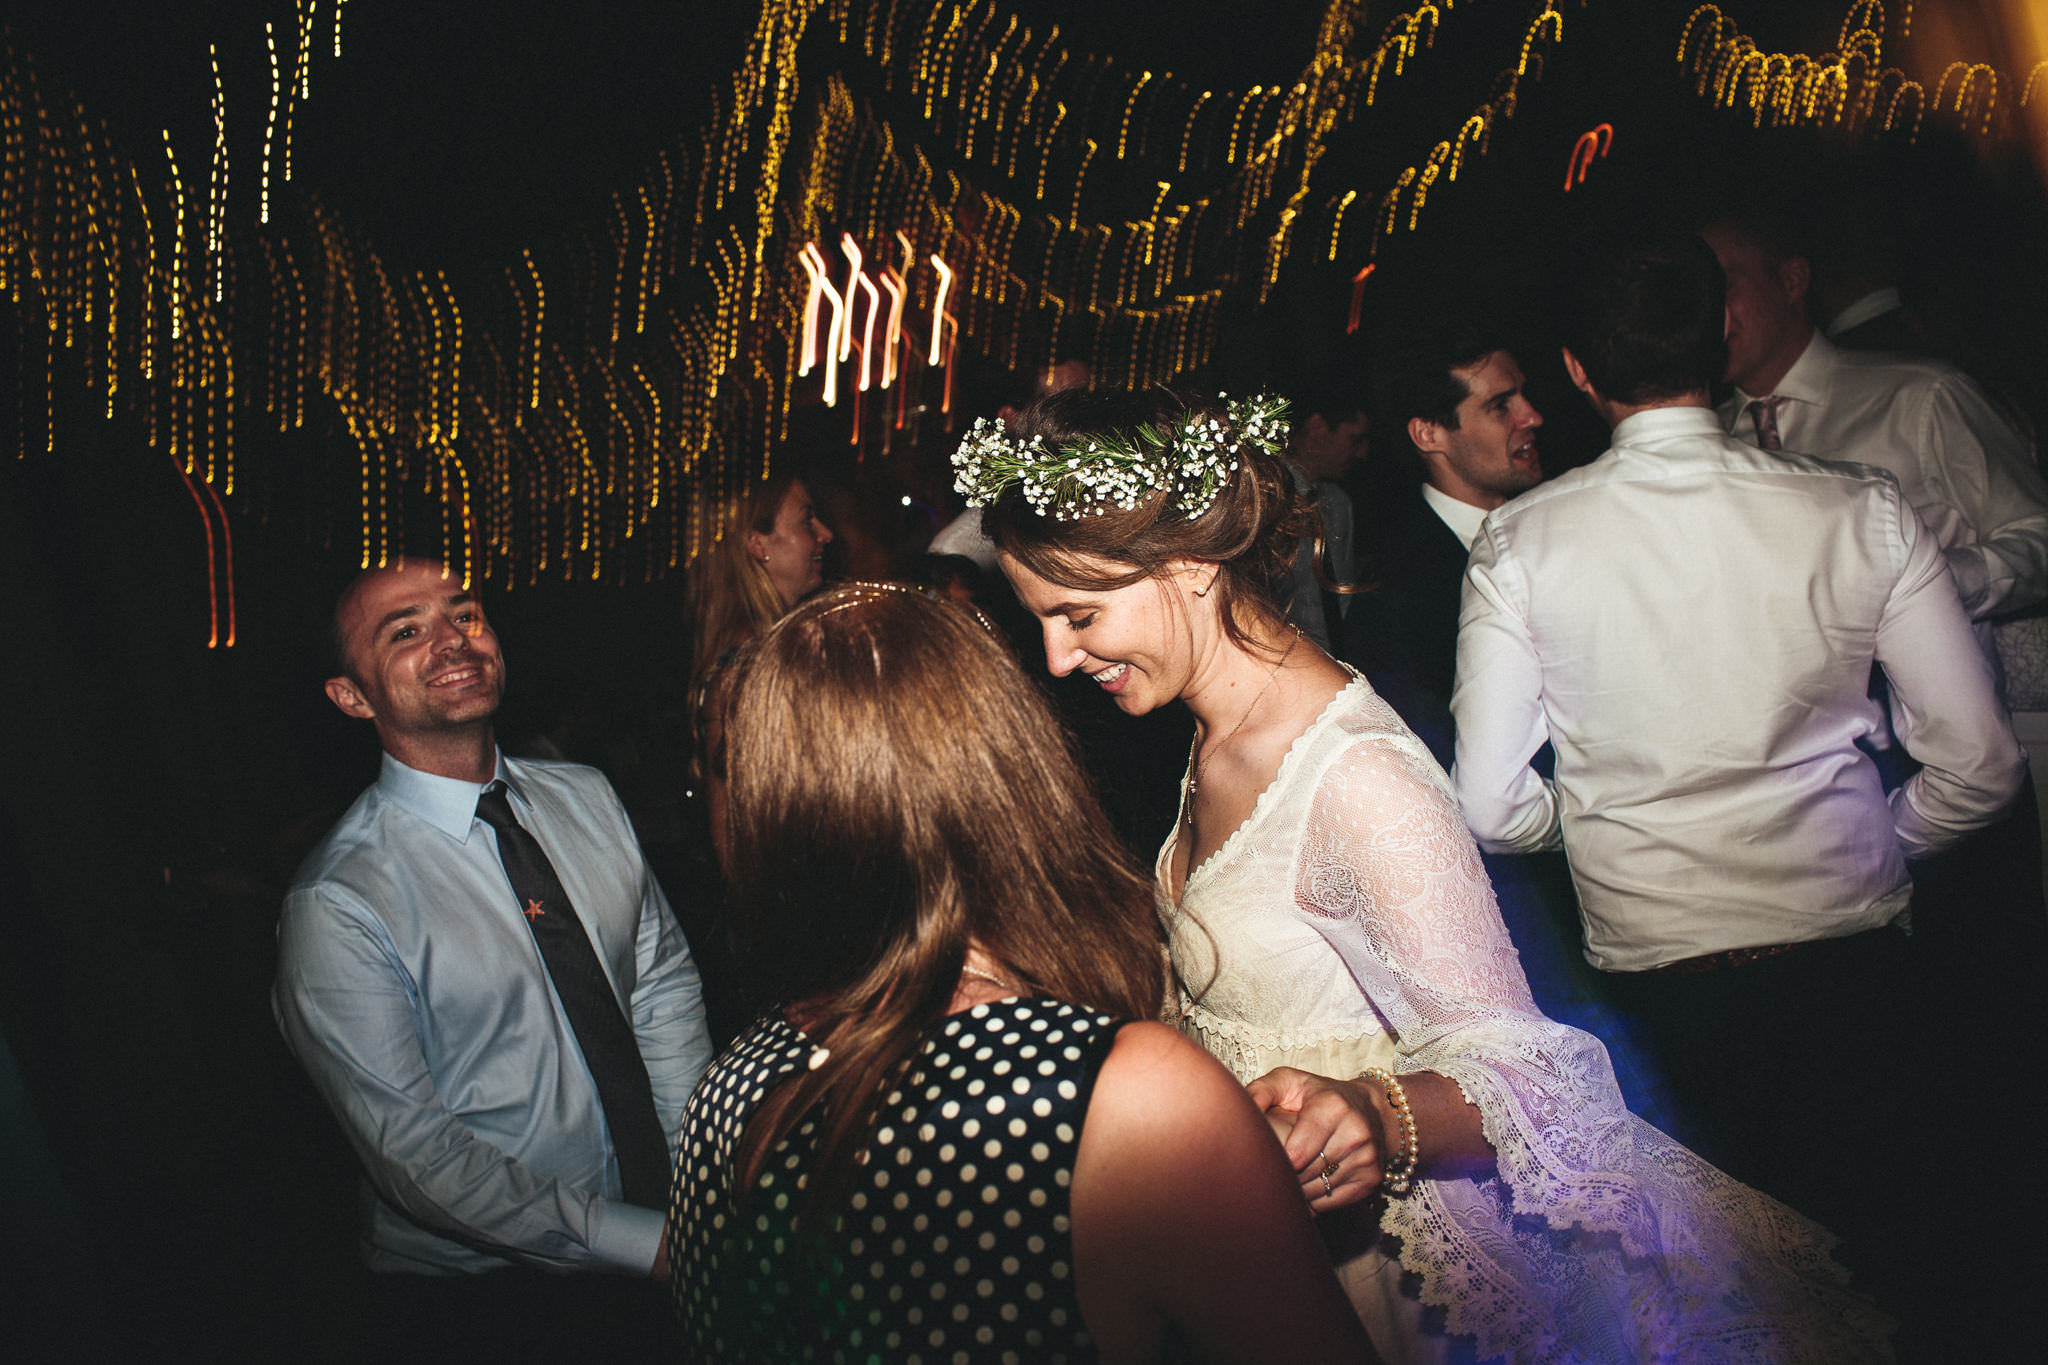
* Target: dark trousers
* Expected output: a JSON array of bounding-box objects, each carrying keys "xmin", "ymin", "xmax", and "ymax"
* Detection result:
[
  {"xmin": 1602, "ymin": 927, "xmax": 1911, "ymax": 1239},
  {"xmin": 1605, "ymin": 924, "xmax": 2045, "ymax": 1360},
  {"xmin": 349, "ymin": 1267, "xmax": 677, "ymax": 1363}
]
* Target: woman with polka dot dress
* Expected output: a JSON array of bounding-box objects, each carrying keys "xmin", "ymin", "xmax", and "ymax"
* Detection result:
[{"xmin": 665, "ymin": 583, "xmax": 1372, "ymax": 1363}]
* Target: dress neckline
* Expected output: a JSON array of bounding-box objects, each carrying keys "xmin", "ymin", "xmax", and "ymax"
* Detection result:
[{"xmin": 1162, "ymin": 673, "xmax": 1370, "ymax": 906}]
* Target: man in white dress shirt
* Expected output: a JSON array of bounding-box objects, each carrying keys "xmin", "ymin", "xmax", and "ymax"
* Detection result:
[
  {"xmin": 1701, "ymin": 209, "xmax": 2048, "ymax": 650},
  {"xmin": 1703, "ymin": 207, "xmax": 2046, "ymax": 982},
  {"xmin": 1451, "ymin": 234, "xmax": 2024, "ymax": 1333}
]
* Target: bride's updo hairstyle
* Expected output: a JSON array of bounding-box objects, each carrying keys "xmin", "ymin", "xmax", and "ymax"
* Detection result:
[{"xmin": 978, "ymin": 388, "xmax": 1319, "ymax": 657}]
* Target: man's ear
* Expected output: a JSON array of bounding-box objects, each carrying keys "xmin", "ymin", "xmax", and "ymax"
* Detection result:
[
  {"xmin": 1561, "ymin": 346, "xmax": 1594, "ymax": 398},
  {"xmin": 1406, "ymin": 415, "xmax": 1446, "ymax": 456},
  {"xmin": 325, "ymin": 675, "xmax": 375, "ymax": 720},
  {"xmin": 1777, "ymin": 254, "xmax": 1811, "ymax": 305}
]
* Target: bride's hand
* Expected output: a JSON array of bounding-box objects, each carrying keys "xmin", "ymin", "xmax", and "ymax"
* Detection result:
[{"xmin": 1247, "ymin": 1066, "xmax": 1390, "ymax": 1213}]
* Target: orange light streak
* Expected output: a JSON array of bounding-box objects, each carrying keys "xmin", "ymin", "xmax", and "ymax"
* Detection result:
[
  {"xmin": 201, "ymin": 473, "xmax": 238, "ymax": 647},
  {"xmin": 1345, "ymin": 264, "xmax": 1375, "ymax": 335},
  {"xmin": 797, "ymin": 240, "xmax": 827, "ymax": 375},
  {"xmin": 173, "ymin": 457, "xmax": 220, "ymax": 648},
  {"xmin": 809, "ymin": 244, "xmax": 846, "ymax": 407},
  {"xmin": 939, "ymin": 312, "xmax": 958, "ymax": 418},
  {"xmin": 1563, "ymin": 122, "xmax": 1613, "ymax": 190}
]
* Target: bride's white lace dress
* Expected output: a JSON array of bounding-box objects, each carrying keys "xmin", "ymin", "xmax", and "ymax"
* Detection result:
[{"xmin": 1159, "ymin": 678, "xmax": 1890, "ymax": 1363}]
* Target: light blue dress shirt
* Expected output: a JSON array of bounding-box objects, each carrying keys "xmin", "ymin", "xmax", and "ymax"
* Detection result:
[{"xmin": 274, "ymin": 751, "xmax": 711, "ymax": 1275}]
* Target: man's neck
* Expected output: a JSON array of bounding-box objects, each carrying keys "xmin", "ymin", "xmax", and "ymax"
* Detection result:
[
  {"xmin": 1736, "ymin": 324, "xmax": 1813, "ymax": 398},
  {"xmin": 378, "ymin": 726, "xmax": 499, "ymax": 784},
  {"xmin": 1594, "ymin": 390, "xmax": 1713, "ymax": 430}
]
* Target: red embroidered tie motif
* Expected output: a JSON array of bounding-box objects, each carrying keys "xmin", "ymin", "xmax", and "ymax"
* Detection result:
[
  {"xmin": 525, "ymin": 899, "xmax": 546, "ymax": 920},
  {"xmin": 1746, "ymin": 396, "xmax": 1786, "ymax": 451}
]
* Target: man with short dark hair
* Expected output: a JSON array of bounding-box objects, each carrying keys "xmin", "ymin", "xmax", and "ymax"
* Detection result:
[
  {"xmin": 276, "ymin": 559, "xmax": 710, "ymax": 1349},
  {"xmin": 1451, "ymin": 234, "xmax": 2024, "ymax": 1334},
  {"xmin": 1346, "ymin": 321, "xmax": 1543, "ymax": 760},
  {"xmin": 1340, "ymin": 322, "xmax": 1673, "ymax": 1121}
]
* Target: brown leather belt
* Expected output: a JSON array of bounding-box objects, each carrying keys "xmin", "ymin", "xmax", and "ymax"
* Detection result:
[{"xmin": 1640, "ymin": 941, "xmax": 1807, "ymax": 976}]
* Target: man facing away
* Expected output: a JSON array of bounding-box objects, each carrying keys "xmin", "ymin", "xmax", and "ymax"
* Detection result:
[
  {"xmin": 274, "ymin": 559, "xmax": 710, "ymax": 1352},
  {"xmin": 1342, "ymin": 322, "xmax": 1685, "ymax": 1123},
  {"xmin": 1450, "ymin": 234, "xmax": 2025, "ymax": 1342}
]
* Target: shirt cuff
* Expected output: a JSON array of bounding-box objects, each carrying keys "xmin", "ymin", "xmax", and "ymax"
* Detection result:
[{"xmin": 588, "ymin": 1199, "xmax": 666, "ymax": 1276}]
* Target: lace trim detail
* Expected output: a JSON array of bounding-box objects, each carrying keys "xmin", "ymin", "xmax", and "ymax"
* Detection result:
[
  {"xmin": 1292, "ymin": 731, "xmax": 1890, "ymax": 1361},
  {"xmin": 1178, "ymin": 997, "xmax": 1386, "ymax": 1052},
  {"xmin": 1170, "ymin": 676, "xmax": 1372, "ymax": 898},
  {"xmin": 1164, "ymin": 680, "xmax": 1891, "ymax": 1360}
]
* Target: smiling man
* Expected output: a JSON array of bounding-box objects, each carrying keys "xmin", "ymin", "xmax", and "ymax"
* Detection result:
[{"xmin": 274, "ymin": 559, "xmax": 710, "ymax": 1352}]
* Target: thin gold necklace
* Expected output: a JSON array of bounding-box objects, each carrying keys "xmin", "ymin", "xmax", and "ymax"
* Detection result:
[
  {"xmin": 1186, "ymin": 627, "xmax": 1302, "ymax": 807},
  {"xmin": 961, "ymin": 964, "xmax": 1014, "ymax": 992}
]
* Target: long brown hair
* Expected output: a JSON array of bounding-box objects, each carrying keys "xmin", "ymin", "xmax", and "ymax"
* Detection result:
[
  {"xmin": 982, "ymin": 388, "xmax": 1320, "ymax": 659},
  {"xmin": 688, "ymin": 472, "xmax": 805, "ymax": 685},
  {"xmin": 719, "ymin": 583, "xmax": 1164, "ymax": 1215}
]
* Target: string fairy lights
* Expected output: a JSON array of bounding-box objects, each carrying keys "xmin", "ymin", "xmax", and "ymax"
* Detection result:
[
  {"xmin": 1675, "ymin": 2, "xmax": 2026, "ymax": 144},
  {"xmin": 2, "ymin": 1, "xmax": 2041, "ymax": 643}
]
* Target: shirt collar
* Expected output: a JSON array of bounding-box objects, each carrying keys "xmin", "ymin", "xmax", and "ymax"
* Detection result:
[
  {"xmin": 1826, "ymin": 286, "xmax": 1902, "ymax": 338},
  {"xmin": 1610, "ymin": 403, "xmax": 1726, "ymax": 447},
  {"xmin": 376, "ymin": 749, "xmax": 517, "ymax": 842},
  {"xmin": 1420, "ymin": 482, "xmax": 1490, "ymax": 551},
  {"xmin": 1734, "ymin": 330, "xmax": 1833, "ymax": 410}
]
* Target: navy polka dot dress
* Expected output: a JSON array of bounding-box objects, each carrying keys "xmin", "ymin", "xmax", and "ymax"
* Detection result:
[{"xmin": 666, "ymin": 996, "xmax": 1122, "ymax": 1364}]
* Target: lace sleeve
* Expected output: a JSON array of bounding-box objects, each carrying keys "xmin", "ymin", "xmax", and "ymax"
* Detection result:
[{"xmin": 1293, "ymin": 733, "xmax": 1888, "ymax": 1363}]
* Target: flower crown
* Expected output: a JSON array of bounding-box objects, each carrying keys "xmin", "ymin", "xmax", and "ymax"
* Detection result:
[{"xmin": 949, "ymin": 392, "xmax": 1292, "ymax": 523}]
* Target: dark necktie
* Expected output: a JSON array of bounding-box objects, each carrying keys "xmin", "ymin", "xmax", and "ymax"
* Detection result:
[
  {"xmin": 1746, "ymin": 395, "xmax": 1787, "ymax": 451},
  {"xmin": 475, "ymin": 781, "xmax": 670, "ymax": 1206}
]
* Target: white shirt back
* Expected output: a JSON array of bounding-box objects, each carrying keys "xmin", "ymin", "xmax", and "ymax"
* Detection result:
[{"xmin": 1452, "ymin": 406, "xmax": 2022, "ymax": 970}]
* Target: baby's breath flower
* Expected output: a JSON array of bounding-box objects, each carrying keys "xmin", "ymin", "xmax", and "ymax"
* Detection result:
[{"xmin": 948, "ymin": 394, "xmax": 1291, "ymax": 523}]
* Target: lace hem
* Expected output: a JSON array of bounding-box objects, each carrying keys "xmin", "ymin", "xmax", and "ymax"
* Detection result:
[
  {"xmin": 1281, "ymin": 720, "xmax": 1891, "ymax": 1361},
  {"xmin": 1380, "ymin": 1171, "xmax": 1890, "ymax": 1363}
]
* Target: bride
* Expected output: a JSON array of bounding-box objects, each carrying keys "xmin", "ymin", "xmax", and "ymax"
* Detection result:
[{"xmin": 963, "ymin": 388, "xmax": 1888, "ymax": 1363}]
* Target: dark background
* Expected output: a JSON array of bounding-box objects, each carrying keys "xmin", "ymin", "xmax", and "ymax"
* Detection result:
[{"xmin": 3, "ymin": 3, "xmax": 2045, "ymax": 1355}]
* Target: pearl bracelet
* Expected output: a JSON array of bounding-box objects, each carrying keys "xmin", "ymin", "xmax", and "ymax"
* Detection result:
[{"xmin": 1361, "ymin": 1067, "xmax": 1419, "ymax": 1197}]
